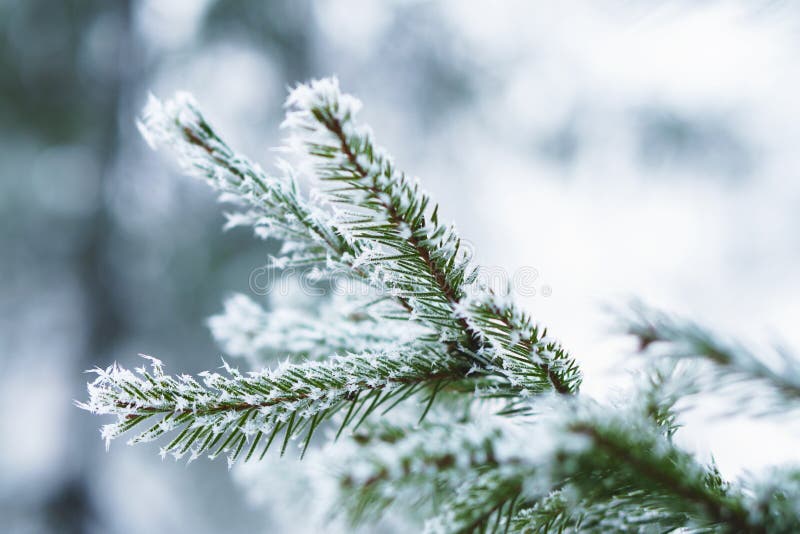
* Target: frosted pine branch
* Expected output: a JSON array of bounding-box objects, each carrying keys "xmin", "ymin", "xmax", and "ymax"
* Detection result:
[
  {"xmin": 336, "ymin": 412, "xmax": 531, "ymax": 530},
  {"xmin": 631, "ymin": 361, "xmax": 697, "ymax": 440},
  {"xmin": 336, "ymin": 392, "xmax": 796, "ymax": 533},
  {"xmin": 509, "ymin": 491, "xmax": 687, "ymax": 533},
  {"xmin": 521, "ymin": 398, "xmax": 797, "ymax": 533},
  {"xmin": 627, "ymin": 303, "xmax": 800, "ymax": 414},
  {"xmin": 78, "ymin": 347, "xmax": 476, "ymax": 464},
  {"xmin": 458, "ymin": 293, "xmax": 582, "ymax": 395},
  {"xmin": 283, "ymin": 78, "xmax": 473, "ymax": 342},
  {"xmin": 208, "ymin": 292, "xmax": 422, "ymax": 367},
  {"xmin": 282, "ymin": 77, "xmax": 581, "ymax": 395},
  {"xmin": 136, "ymin": 78, "xmax": 580, "ymax": 400},
  {"xmin": 138, "ymin": 91, "xmax": 357, "ymax": 270},
  {"xmin": 552, "ymin": 405, "xmax": 752, "ymax": 533},
  {"xmin": 424, "ymin": 470, "xmax": 524, "ymax": 534}
]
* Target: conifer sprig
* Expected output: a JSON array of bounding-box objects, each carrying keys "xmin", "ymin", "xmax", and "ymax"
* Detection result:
[
  {"xmin": 336, "ymin": 414, "xmax": 529, "ymax": 532},
  {"xmin": 208, "ymin": 292, "xmax": 421, "ymax": 367},
  {"xmin": 556, "ymin": 409, "xmax": 753, "ymax": 533},
  {"xmin": 336, "ymin": 387, "xmax": 798, "ymax": 533},
  {"xmin": 138, "ymin": 92, "xmax": 352, "ymax": 268},
  {"xmin": 459, "ymin": 294, "xmax": 581, "ymax": 395},
  {"xmin": 627, "ymin": 304, "xmax": 800, "ymax": 413},
  {"xmin": 510, "ymin": 491, "xmax": 687, "ymax": 534},
  {"xmin": 283, "ymin": 79, "xmax": 473, "ymax": 342},
  {"xmin": 78, "ymin": 347, "xmax": 480, "ymax": 464},
  {"xmin": 282, "ymin": 78, "xmax": 582, "ymax": 395}
]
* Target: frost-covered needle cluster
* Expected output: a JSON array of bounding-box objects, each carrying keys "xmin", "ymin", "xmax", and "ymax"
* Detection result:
[{"xmin": 81, "ymin": 78, "xmax": 800, "ymax": 533}]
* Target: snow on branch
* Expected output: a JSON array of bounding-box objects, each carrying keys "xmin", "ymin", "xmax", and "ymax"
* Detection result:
[
  {"xmin": 282, "ymin": 77, "xmax": 582, "ymax": 395},
  {"xmin": 509, "ymin": 490, "xmax": 687, "ymax": 533},
  {"xmin": 335, "ymin": 411, "xmax": 531, "ymax": 531},
  {"xmin": 133, "ymin": 78, "xmax": 581, "ymax": 401},
  {"xmin": 335, "ymin": 392, "xmax": 798, "ymax": 533},
  {"xmin": 458, "ymin": 293, "xmax": 582, "ymax": 395},
  {"xmin": 138, "ymin": 91, "xmax": 355, "ymax": 269},
  {"xmin": 78, "ymin": 347, "xmax": 475, "ymax": 465},
  {"xmin": 551, "ymin": 404, "xmax": 752, "ymax": 532},
  {"xmin": 207, "ymin": 293, "xmax": 423, "ymax": 367},
  {"xmin": 626, "ymin": 303, "xmax": 800, "ymax": 415}
]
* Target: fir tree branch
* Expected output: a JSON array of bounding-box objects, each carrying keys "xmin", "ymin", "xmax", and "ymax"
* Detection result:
[
  {"xmin": 115, "ymin": 81, "xmax": 800, "ymax": 533},
  {"xmin": 632, "ymin": 361, "xmax": 697, "ymax": 440},
  {"xmin": 283, "ymin": 79, "xmax": 475, "ymax": 341},
  {"xmin": 283, "ymin": 78, "xmax": 581, "ymax": 395},
  {"xmin": 626, "ymin": 303, "xmax": 800, "ymax": 414},
  {"xmin": 336, "ymin": 395, "xmax": 790, "ymax": 534},
  {"xmin": 560, "ymin": 416, "xmax": 755, "ymax": 533},
  {"xmin": 459, "ymin": 296, "xmax": 581, "ymax": 395},
  {"xmin": 424, "ymin": 470, "xmax": 523, "ymax": 534},
  {"xmin": 509, "ymin": 490, "xmax": 688, "ymax": 533},
  {"xmin": 746, "ymin": 469, "xmax": 800, "ymax": 534},
  {"xmin": 208, "ymin": 292, "xmax": 421, "ymax": 367},
  {"xmin": 336, "ymin": 413, "xmax": 530, "ymax": 531},
  {"xmin": 78, "ymin": 348, "xmax": 478, "ymax": 464},
  {"xmin": 138, "ymin": 92, "xmax": 352, "ymax": 267}
]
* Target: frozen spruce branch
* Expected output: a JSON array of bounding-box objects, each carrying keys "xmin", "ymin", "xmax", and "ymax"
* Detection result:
[
  {"xmin": 281, "ymin": 78, "xmax": 581, "ymax": 394},
  {"xmin": 509, "ymin": 490, "xmax": 687, "ymax": 534},
  {"xmin": 627, "ymin": 361, "xmax": 698, "ymax": 440},
  {"xmin": 79, "ymin": 347, "xmax": 480, "ymax": 463},
  {"xmin": 138, "ymin": 92, "xmax": 351, "ymax": 269},
  {"xmin": 627, "ymin": 303, "xmax": 800, "ymax": 415},
  {"xmin": 81, "ymin": 78, "xmax": 800, "ymax": 533},
  {"xmin": 208, "ymin": 292, "xmax": 422, "ymax": 367},
  {"xmin": 336, "ymin": 394, "xmax": 800, "ymax": 533},
  {"xmin": 336, "ymin": 412, "xmax": 531, "ymax": 532}
]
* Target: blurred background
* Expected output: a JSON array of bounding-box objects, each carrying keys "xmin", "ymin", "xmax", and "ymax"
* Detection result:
[{"xmin": 2, "ymin": 0, "xmax": 799, "ymax": 532}]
